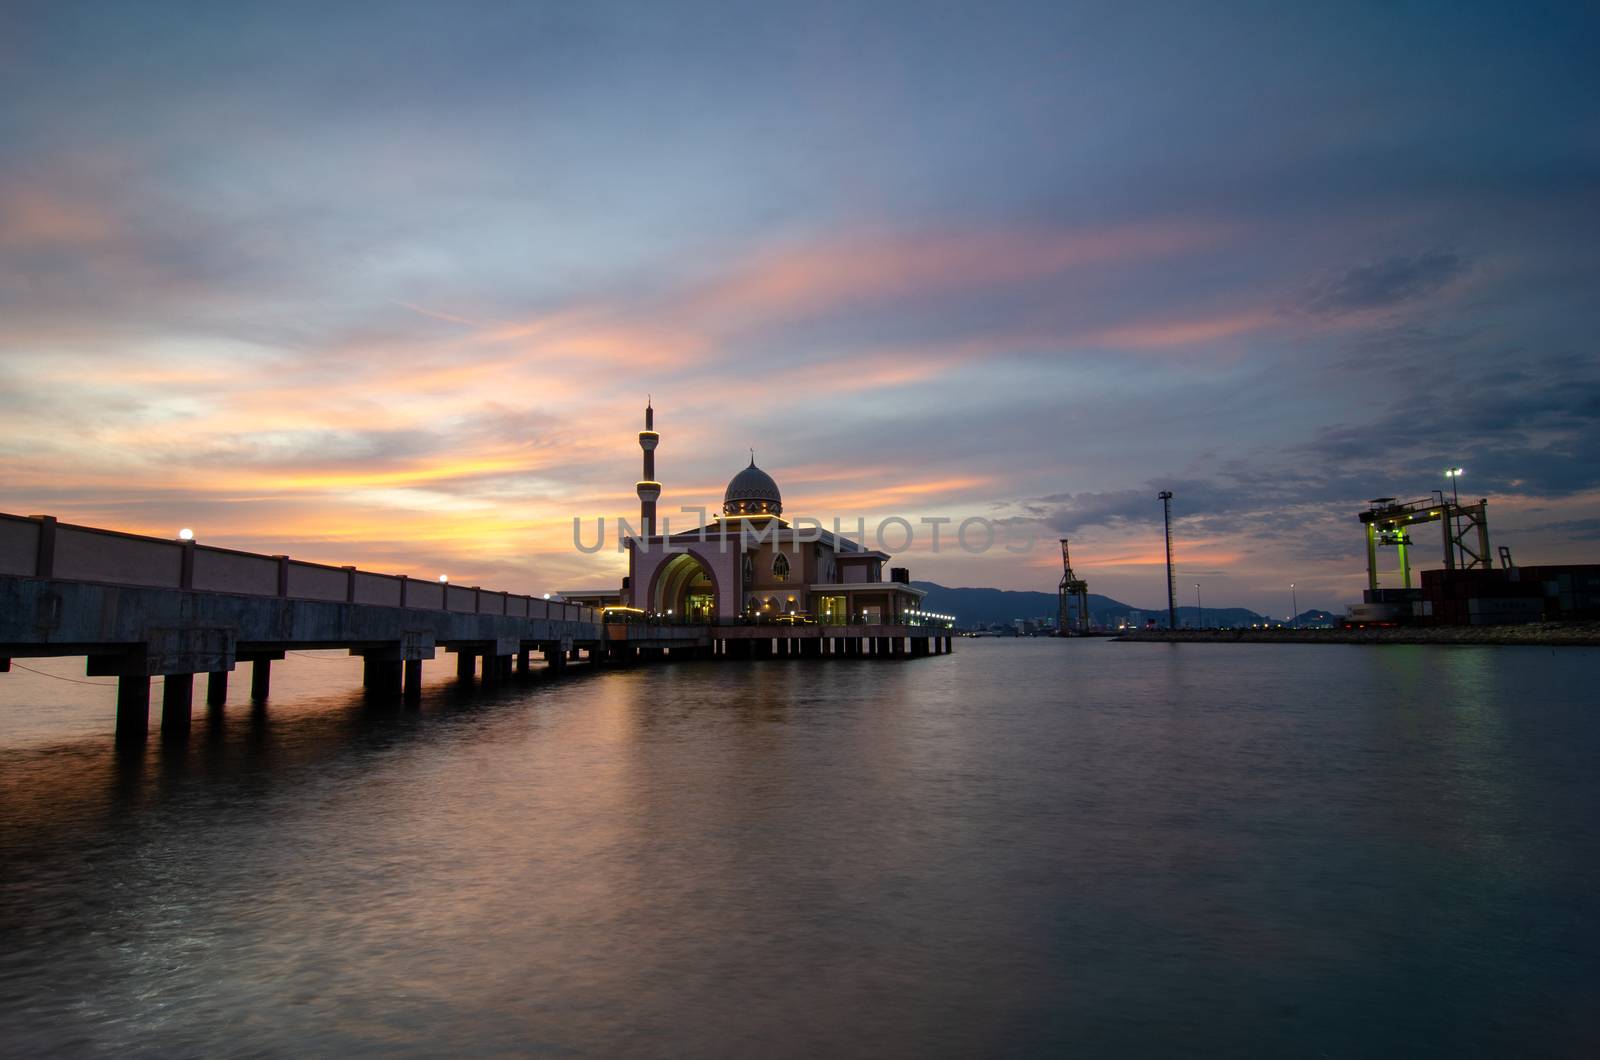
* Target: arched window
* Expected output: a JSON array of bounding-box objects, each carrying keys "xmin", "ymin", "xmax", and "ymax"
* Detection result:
[{"xmin": 772, "ymin": 552, "xmax": 790, "ymax": 581}]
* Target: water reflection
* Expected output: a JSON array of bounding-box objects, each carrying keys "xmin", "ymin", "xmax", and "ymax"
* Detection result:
[{"xmin": 1, "ymin": 643, "xmax": 1597, "ymax": 1057}]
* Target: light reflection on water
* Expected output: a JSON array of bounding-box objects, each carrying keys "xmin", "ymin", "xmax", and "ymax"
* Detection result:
[{"xmin": 1, "ymin": 641, "xmax": 1597, "ymax": 1057}]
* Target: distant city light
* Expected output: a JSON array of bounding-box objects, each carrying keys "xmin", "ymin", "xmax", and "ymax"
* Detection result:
[{"xmin": 177, "ymin": 528, "xmax": 194, "ymax": 541}]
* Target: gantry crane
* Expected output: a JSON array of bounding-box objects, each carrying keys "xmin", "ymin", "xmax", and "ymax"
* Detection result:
[
  {"xmin": 1358, "ymin": 495, "xmax": 1493, "ymax": 591},
  {"xmin": 1057, "ymin": 538, "xmax": 1090, "ymax": 635}
]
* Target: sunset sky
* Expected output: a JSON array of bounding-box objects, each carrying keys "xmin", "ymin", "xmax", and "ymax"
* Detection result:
[{"xmin": 2, "ymin": 2, "xmax": 1597, "ymax": 614}]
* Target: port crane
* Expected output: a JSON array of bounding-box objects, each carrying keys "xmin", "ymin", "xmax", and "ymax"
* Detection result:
[
  {"xmin": 1358, "ymin": 495, "xmax": 1493, "ymax": 591},
  {"xmin": 1057, "ymin": 539, "xmax": 1090, "ymax": 634}
]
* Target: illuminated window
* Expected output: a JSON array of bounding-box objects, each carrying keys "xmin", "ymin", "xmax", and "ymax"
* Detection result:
[{"xmin": 772, "ymin": 552, "xmax": 790, "ymax": 581}]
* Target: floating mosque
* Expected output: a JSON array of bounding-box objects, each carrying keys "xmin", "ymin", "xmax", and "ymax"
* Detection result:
[{"xmin": 563, "ymin": 401, "xmax": 927, "ymax": 624}]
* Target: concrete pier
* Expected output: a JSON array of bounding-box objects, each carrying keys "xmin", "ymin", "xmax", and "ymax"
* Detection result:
[{"xmin": 0, "ymin": 512, "xmax": 949, "ymax": 743}]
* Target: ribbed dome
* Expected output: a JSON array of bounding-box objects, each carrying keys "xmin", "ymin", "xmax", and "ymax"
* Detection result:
[{"xmin": 723, "ymin": 459, "xmax": 782, "ymax": 516}]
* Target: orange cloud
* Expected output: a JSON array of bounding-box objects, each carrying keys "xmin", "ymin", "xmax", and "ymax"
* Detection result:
[
  {"xmin": 1086, "ymin": 309, "xmax": 1279, "ymax": 350},
  {"xmin": 0, "ymin": 185, "xmax": 118, "ymax": 250},
  {"xmin": 687, "ymin": 220, "xmax": 1231, "ymax": 324}
]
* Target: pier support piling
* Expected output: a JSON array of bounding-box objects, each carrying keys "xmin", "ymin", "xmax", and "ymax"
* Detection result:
[
  {"xmin": 361, "ymin": 658, "xmax": 402, "ymax": 698},
  {"xmin": 161, "ymin": 673, "xmax": 193, "ymax": 735},
  {"xmin": 404, "ymin": 659, "xmax": 423, "ymax": 703},
  {"xmin": 250, "ymin": 659, "xmax": 271, "ymax": 702},
  {"xmin": 116, "ymin": 675, "xmax": 150, "ymax": 744}
]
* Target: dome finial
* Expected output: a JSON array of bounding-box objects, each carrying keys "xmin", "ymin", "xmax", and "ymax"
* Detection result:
[{"xmin": 749, "ymin": 447, "xmax": 755, "ymax": 467}]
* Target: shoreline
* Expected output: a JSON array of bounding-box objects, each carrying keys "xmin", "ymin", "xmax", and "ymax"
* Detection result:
[{"xmin": 1112, "ymin": 623, "xmax": 1600, "ymax": 647}]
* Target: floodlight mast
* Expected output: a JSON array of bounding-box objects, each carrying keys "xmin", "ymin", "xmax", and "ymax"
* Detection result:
[{"xmin": 1158, "ymin": 491, "xmax": 1176, "ymax": 629}]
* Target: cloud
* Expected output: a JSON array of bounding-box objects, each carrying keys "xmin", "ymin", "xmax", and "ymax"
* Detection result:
[
  {"xmin": 1302, "ymin": 351, "xmax": 1600, "ymax": 496},
  {"xmin": 1304, "ymin": 251, "xmax": 1468, "ymax": 315},
  {"xmin": 0, "ymin": 184, "xmax": 118, "ymax": 251},
  {"xmin": 685, "ymin": 221, "xmax": 1231, "ymax": 326},
  {"xmin": 1524, "ymin": 518, "xmax": 1600, "ymax": 541},
  {"xmin": 2, "ymin": 1, "xmax": 1597, "ymax": 611},
  {"xmin": 999, "ymin": 348, "xmax": 1600, "ymax": 582}
]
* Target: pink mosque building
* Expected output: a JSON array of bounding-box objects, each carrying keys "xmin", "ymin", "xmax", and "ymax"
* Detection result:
[{"xmin": 565, "ymin": 402, "xmax": 926, "ymax": 625}]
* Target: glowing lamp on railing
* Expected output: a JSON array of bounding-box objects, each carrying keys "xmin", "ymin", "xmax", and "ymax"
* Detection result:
[
  {"xmin": 177, "ymin": 528, "xmax": 194, "ymax": 541},
  {"xmin": 438, "ymin": 575, "xmax": 449, "ymax": 583}
]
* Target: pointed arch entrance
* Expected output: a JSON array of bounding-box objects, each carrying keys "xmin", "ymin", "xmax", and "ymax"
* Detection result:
[{"xmin": 647, "ymin": 550, "xmax": 720, "ymax": 621}]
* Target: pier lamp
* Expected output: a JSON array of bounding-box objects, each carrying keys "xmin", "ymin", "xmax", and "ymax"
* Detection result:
[
  {"xmin": 177, "ymin": 528, "xmax": 194, "ymax": 541},
  {"xmin": 543, "ymin": 593, "xmax": 551, "ymax": 600},
  {"xmin": 1290, "ymin": 583, "xmax": 1298, "ymax": 629},
  {"xmin": 1445, "ymin": 467, "xmax": 1464, "ymax": 506},
  {"xmin": 1194, "ymin": 583, "xmax": 1202, "ymax": 629},
  {"xmin": 438, "ymin": 575, "xmax": 449, "ymax": 584}
]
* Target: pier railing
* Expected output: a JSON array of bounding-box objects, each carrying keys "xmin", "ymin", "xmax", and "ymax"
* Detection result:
[
  {"xmin": 603, "ymin": 611, "xmax": 954, "ymax": 630},
  {"xmin": 0, "ymin": 512, "xmax": 598, "ymax": 625}
]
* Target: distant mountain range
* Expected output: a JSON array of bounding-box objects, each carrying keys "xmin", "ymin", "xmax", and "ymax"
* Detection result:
[{"xmin": 910, "ymin": 581, "xmax": 1337, "ymax": 629}]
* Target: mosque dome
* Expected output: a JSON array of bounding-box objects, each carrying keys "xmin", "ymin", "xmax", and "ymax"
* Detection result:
[{"xmin": 723, "ymin": 458, "xmax": 782, "ymax": 516}]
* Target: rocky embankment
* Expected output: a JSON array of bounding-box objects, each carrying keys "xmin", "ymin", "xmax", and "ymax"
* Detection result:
[{"xmin": 1115, "ymin": 623, "xmax": 1600, "ymax": 647}]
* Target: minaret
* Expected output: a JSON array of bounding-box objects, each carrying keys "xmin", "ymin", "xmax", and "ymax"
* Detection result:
[{"xmin": 636, "ymin": 398, "xmax": 660, "ymax": 537}]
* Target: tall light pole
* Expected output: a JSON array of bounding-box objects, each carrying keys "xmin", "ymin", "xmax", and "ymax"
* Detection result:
[
  {"xmin": 1290, "ymin": 583, "xmax": 1298, "ymax": 629},
  {"xmin": 1159, "ymin": 491, "xmax": 1176, "ymax": 629},
  {"xmin": 1194, "ymin": 582, "xmax": 1202, "ymax": 629}
]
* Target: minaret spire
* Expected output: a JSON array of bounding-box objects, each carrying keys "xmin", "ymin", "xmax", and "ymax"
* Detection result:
[{"xmin": 636, "ymin": 398, "xmax": 660, "ymax": 536}]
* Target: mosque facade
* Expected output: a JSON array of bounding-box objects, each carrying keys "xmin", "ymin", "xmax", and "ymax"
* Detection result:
[{"xmin": 566, "ymin": 402, "xmax": 926, "ymax": 624}]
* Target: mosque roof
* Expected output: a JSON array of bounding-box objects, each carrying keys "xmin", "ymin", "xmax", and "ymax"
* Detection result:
[{"xmin": 723, "ymin": 457, "xmax": 782, "ymax": 510}]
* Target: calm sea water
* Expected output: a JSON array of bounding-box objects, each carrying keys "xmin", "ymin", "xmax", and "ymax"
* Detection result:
[{"xmin": 1, "ymin": 640, "xmax": 1596, "ymax": 1058}]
